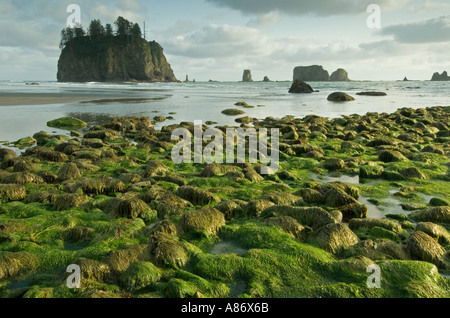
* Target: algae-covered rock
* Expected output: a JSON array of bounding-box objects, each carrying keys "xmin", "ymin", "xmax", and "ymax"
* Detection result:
[
  {"xmin": 262, "ymin": 205, "xmax": 337, "ymax": 230},
  {"xmin": 410, "ymin": 206, "xmax": 450, "ymax": 224},
  {"xmin": 0, "ymin": 184, "xmax": 26, "ymax": 202},
  {"xmin": 61, "ymin": 226, "xmax": 95, "ymax": 243},
  {"xmin": 314, "ymin": 223, "xmax": 359, "ymax": 254},
  {"xmin": 148, "ymin": 233, "xmax": 188, "ymax": 269},
  {"xmin": 0, "ymin": 252, "xmax": 39, "ymax": 281},
  {"xmin": 349, "ymin": 218, "xmax": 402, "ymax": 232},
  {"xmin": 406, "ymin": 231, "xmax": 447, "ymax": 268},
  {"xmin": 179, "ymin": 207, "xmax": 226, "ymax": 235},
  {"xmin": 215, "ymin": 200, "xmax": 245, "ymax": 220},
  {"xmin": 37, "ymin": 150, "xmax": 69, "ymax": 163},
  {"xmin": 105, "ymin": 196, "xmax": 156, "ymax": 220},
  {"xmin": 119, "ymin": 261, "xmax": 162, "ymax": 291},
  {"xmin": 107, "ymin": 245, "xmax": 148, "ymax": 273},
  {"xmin": 54, "ymin": 193, "xmax": 90, "ymax": 211},
  {"xmin": 222, "ymin": 109, "xmax": 245, "ymax": 116},
  {"xmin": 1, "ymin": 172, "xmax": 44, "ymax": 185},
  {"xmin": 176, "ymin": 186, "xmax": 220, "ymax": 206},
  {"xmin": 265, "ymin": 216, "xmax": 308, "ymax": 241},
  {"xmin": 74, "ymin": 258, "xmax": 111, "ymax": 284},
  {"xmin": 400, "ymin": 167, "xmax": 427, "ymax": 179},
  {"xmin": 243, "ymin": 200, "xmax": 275, "ymax": 217},
  {"xmin": 327, "ymin": 92, "xmax": 355, "ymax": 102},
  {"xmin": 47, "ymin": 117, "xmax": 87, "ymax": 130},
  {"xmin": 415, "ymin": 222, "xmax": 450, "ymax": 246},
  {"xmin": 143, "ymin": 160, "xmax": 170, "ymax": 178},
  {"xmin": 378, "ymin": 150, "xmax": 408, "ymax": 163},
  {"xmin": 323, "ymin": 158, "xmax": 346, "ymax": 171},
  {"xmin": 58, "ymin": 162, "xmax": 82, "ymax": 181}
]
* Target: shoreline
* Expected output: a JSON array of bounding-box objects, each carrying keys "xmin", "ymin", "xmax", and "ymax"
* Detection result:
[{"xmin": 0, "ymin": 93, "xmax": 130, "ymax": 106}]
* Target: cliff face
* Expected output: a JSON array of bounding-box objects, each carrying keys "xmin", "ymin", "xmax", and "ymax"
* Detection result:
[
  {"xmin": 57, "ymin": 37, "xmax": 178, "ymax": 83},
  {"xmin": 293, "ymin": 65, "xmax": 329, "ymax": 82},
  {"xmin": 242, "ymin": 70, "xmax": 253, "ymax": 82}
]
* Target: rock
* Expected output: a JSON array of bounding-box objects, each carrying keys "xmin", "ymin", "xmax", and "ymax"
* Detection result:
[
  {"xmin": 54, "ymin": 193, "xmax": 90, "ymax": 211},
  {"xmin": 293, "ymin": 65, "xmax": 329, "ymax": 82},
  {"xmin": 47, "ymin": 117, "xmax": 87, "ymax": 130},
  {"xmin": 176, "ymin": 186, "xmax": 221, "ymax": 206},
  {"xmin": 327, "ymin": 92, "xmax": 355, "ymax": 102},
  {"xmin": 104, "ymin": 196, "xmax": 156, "ymax": 220},
  {"xmin": 400, "ymin": 167, "xmax": 427, "ymax": 179},
  {"xmin": 410, "ymin": 206, "xmax": 450, "ymax": 224},
  {"xmin": 261, "ymin": 205, "xmax": 337, "ymax": 230},
  {"xmin": 378, "ymin": 150, "xmax": 408, "ymax": 163},
  {"xmin": 0, "ymin": 184, "xmax": 26, "ymax": 201},
  {"xmin": 242, "ymin": 70, "xmax": 253, "ymax": 82},
  {"xmin": 0, "ymin": 252, "xmax": 39, "ymax": 281},
  {"xmin": 1, "ymin": 172, "xmax": 44, "ymax": 185},
  {"xmin": 263, "ymin": 76, "xmax": 272, "ymax": 82},
  {"xmin": 37, "ymin": 150, "xmax": 68, "ymax": 163},
  {"xmin": 288, "ymin": 79, "xmax": 314, "ymax": 94},
  {"xmin": 407, "ymin": 231, "xmax": 446, "ymax": 268},
  {"xmin": 119, "ymin": 261, "xmax": 162, "ymax": 291},
  {"xmin": 74, "ymin": 258, "xmax": 111, "ymax": 283},
  {"xmin": 58, "ymin": 163, "xmax": 82, "ymax": 181},
  {"xmin": 179, "ymin": 207, "xmax": 226, "ymax": 235},
  {"xmin": 431, "ymin": 71, "xmax": 450, "ymax": 81},
  {"xmin": 62, "ymin": 226, "xmax": 95, "ymax": 243},
  {"xmin": 323, "ymin": 158, "xmax": 346, "ymax": 171},
  {"xmin": 360, "ymin": 165, "xmax": 384, "ymax": 178},
  {"xmin": 429, "ymin": 197, "xmax": 450, "ymax": 207},
  {"xmin": 265, "ymin": 216, "xmax": 308, "ymax": 240},
  {"xmin": 421, "ymin": 145, "xmax": 444, "ymax": 155},
  {"xmin": 349, "ymin": 218, "xmax": 402, "ymax": 232},
  {"xmin": 58, "ymin": 35, "xmax": 178, "ymax": 82},
  {"xmin": 215, "ymin": 200, "xmax": 245, "ymax": 220},
  {"xmin": 222, "ymin": 109, "xmax": 245, "ymax": 116},
  {"xmin": 243, "ymin": 200, "xmax": 275, "ymax": 217},
  {"xmin": 356, "ymin": 92, "xmax": 387, "ymax": 96},
  {"xmin": 143, "ymin": 160, "xmax": 169, "ymax": 178},
  {"xmin": 148, "ymin": 233, "xmax": 188, "ymax": 269},
  {"xmin": 330, "ymin": 68, "xmax": 350, "ymax": 81},
  {"xmin": 415, "ymin": 222, "xmax": 450, "ymax": 246},
  {"xmin": 314, "ymin": 223, "xmax": 359, "ymax": 254},
  {"xmin": 403, "ymin": 77, "xmax": 409, "ymax": 81}
]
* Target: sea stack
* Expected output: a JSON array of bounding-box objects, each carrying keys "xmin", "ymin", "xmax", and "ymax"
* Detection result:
[
  {"xmin": 293, "ymin": 65, "xmax": 329, "ymax": 82},
  {"xmin": 263, "ymin": 76, "xmax": 272, "ymax": 82},
  {"xmin": 431, "ymin": 71, "xmax": 450, "ymax": 81},
  {"xmin": 289, "ymin": 79, "xmax": 314, "ymax": 94},
  {"xmin": 243, "ymin": 70, "xmax": 253, "ymax": 82},
  {"xmin": 330, "ymin": 69, "xmax": 350, "ymax": 81}
]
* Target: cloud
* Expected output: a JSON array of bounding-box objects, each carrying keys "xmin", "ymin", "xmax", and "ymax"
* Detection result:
[
  {"xmin": 205, "ymin": 0, "xmax": 410, "ymax": 16},
  {"xmin": 247, "ymin": 12, "xmax": 281, "ymax": 28},
  {"xmin": 380, "ymin": 15, "xmax": 450, "ymax": 43}
]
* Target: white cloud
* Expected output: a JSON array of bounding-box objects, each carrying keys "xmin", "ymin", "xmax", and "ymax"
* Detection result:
[{"xmin": 247, "ymin": 12, "xmax": 281, "ymax": 28}]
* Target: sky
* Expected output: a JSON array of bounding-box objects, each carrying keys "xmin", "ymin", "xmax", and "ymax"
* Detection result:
[{"xmin": 0, "ymin": 0, "xmax": 449, "ymax": 81}]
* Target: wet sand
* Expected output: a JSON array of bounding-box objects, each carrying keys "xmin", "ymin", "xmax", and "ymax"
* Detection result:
[{"xmin": 0, "ymin": 92, "xmax": 128, "ymax": 106}]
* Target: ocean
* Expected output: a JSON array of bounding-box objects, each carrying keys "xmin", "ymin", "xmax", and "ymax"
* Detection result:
[{"xmin": 1, "ymin": 80, "xmax": 449, "ymax": 144}]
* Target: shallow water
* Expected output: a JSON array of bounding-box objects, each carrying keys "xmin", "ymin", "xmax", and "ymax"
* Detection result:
[
  {"xmin": 209, "ymin": 241, "xmax": 247, "ymax": 256},
  {"xmin": 1, "ymin": 80, "xmax": 450, "ymax": 144}
]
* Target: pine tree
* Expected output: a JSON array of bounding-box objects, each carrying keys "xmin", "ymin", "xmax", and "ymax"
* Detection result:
[{"xmin": 88, "ymin": 19, "xmax": 105, "ymax": 39}]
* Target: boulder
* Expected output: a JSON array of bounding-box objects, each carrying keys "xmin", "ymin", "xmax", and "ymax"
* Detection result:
[
  {"xmin": 415, "ymin": 222, "xmax": 450, "ymax": 246},
  {"xmin": 288, "ymin": 79, "xmax": 314, "ymax": 94},
  {"xmin": 327, "ymin": 92, "xmax": 355, "ymax": 102},
  {"xmin": 58, "ymin": 162, "xmax": 82, "ymax": 181},
  {"xmin": 54, "ymin": 193, "xmax": 90, "ymax": 211},
  {"xmin": 0, "ymin": 184, "xmax": 26, "ymax": 201},
  {"xmin": 148, "ymin": 233, "xmax": 188, "ymax": 269},
  {"xmin": 410, "ymin": 206, "xmax": 450, "ymax": 224},
  {"xmin": 104, "ymin": 196, "xmax": 156, "ymax": 220},
  {"xmin": 349, "ymin": 218, "xmax": 402, "ymax": 232},
  {"xmin": 263, "ymin": 76, "xmax": 272, "ymax": 82},
  {"xmin": 407, "ymin": 231, "xmax": 446, "ymax": 268},
  {"xmin": 265, "ymin": 216, "xmax": 308, "ymax": 240},
  {"xmin": 314, "ymin": 223, "xmax": 359, "ymax": 254},
  {"xmin": 243, "ymin": 199, "xmax": 275, "ymax": 217},
  {"xmin": 179, "ymin": 207, "xmax": 226, "ymax": 235},
  {"xmin": 378, "ymin": 150, "xmax": 408, "ymax": 163},
  {"xmin": 323, "ymin": 158, "xmax": 346, "ymax": 171},
  {"xmin": 176, "ymin": 186, "xmax": 221, "ymax": 206}
]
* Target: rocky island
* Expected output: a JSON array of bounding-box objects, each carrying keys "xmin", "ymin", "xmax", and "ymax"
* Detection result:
[
  {"xmin": 57, "ymin": 17, "xmax": 178, "ymax": 83},
  {"xmin": 294, "ymin": 65, "xmax": 350, "ymax": 82},
  {"xmin": 431, "ymin": 71, "xmax": 450, "ymax": 81}
]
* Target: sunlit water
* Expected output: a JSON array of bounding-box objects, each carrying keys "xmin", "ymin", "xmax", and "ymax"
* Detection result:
[{"xmin": 1, "ymin": 80, "xmax": 449, "ymax": 144}]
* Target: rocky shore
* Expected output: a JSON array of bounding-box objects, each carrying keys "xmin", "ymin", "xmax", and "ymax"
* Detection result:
[{"xmin": 0, "ymin": 105, "xmax": 449, "ymax": 298}]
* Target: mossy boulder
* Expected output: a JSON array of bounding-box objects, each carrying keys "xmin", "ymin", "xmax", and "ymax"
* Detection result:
[
  {"xmin": 54, "ymin": 193, "xmax": 90, "ymax": 211},
  {"xmin": 61, "ymin": 226, "xmax": 95, "ymax": 243},
  {"xmin": 415, "ymin": 222, "xmax": 450, "ymax": 246},
  {"xmin": 378, "ymin": 150, "xmax": 408, "ymax": 163},
  {"xmin": 323, "ymin": 158, "xmax": 346, "ymax": 171},
  {"xmin": 243, "ymin": 200, "xmax": 275, "ymax": 217},
  {"xmin": 406, "ymin": 231, "xmax": 447, "ymax": 268},
  {"xmin": 429, "ymin": 197, "xmax": 450, "ymax": 207},
  {"xmin": 0, "ymin": 184, "xmax": 26, "ymax": 202},
  {"xmin": 314, "ymin": 223, "xmax": 359, "ymax": 254},
  {"xmin": 37, "ymin": 150, "xmax": 69, "ymax": 163},
  {"xmin": 327, "ymin": 92, "xmax": 355, "ymax": 102},
  {"xmin": 143, "ymin": 160, "xmax": 170, "ymax": 178},
  {"xmin": 13, "ymin": 137, "xmax": 36, "ymax": 149},
  {"xmin": 400, "ymin": 167, "xmax": 427, "ymax": 180},
  {"xmin": 410, "ymin": 206, "xmax": 450, "ymax": 224},
  {"xmin": 47, "ymin": 117, "xmax": 87, "ymax": 130},
  {"xmin": 1, "ymin": 172, "xmax": 44, "ymax": 185},
  {"xmin": 179, "ymin": 207, "xmax": 226, "ymax": 235},
  {"xmin": 148, "ymin": 233, "xmax": 188, "ymax": 269},
  {"xmin": 57, "ymin": 162, "xmax": 82, "ymax": 181},
  {"xmin": 74, "ymin": 258, "xmax": 111, "ymax": 284},
  {"xmin": 0, "ymin": 252, "xmax": 39, "ymax": 281},
  {"xmin": 176, "ymin": 186, "xmax": 220, "ymax": 206},
  {"xmin": 222, "ymin": 109, "xmax": 245, "ymax": 116},
  {"xmin": 264, "ymin": 216, "xmax": 308, "ymax": 241},
  {"xmin": 105, "ymin": 196, "xmax": 157, "ymax": 220},
  {"xmin": 349, "ymin": 218, "xmax": 402, "ymax": 232},
  {"xmin": 368, "ymin": 227, "xmax": 401, "ymax": 243},
  {"xmin": 119, "ymin": 261, "xmax": 162, "ymax": 291}
]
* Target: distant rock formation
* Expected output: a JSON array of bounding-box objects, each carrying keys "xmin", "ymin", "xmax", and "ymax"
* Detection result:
[
  {"xmin": 330, "ymin": 68, "xmax": 350, "ymax": 81},
  {"xmin": 431, "ymin": 71, "xmax": 450, "ymax": 81},
  {"xmin": 263, "ymin": 76, "xmax": 272, "ymax": 82},
  {"xmin": 403, "ymin": 77, "xmax": 409, "ymax": 81},
  {"xmin": 242, "ymin": 70, "xmax": 253, "ymax": 82},
  {"xmin": 289, "ymin": 79, "xmax": 314, "ymax": 94},
  {"xmin": 57, "ymin": 37, "xmax": 178, "ymax": 83},
  {"xmin": 294, "ymin": 65, "xmax": 329, "ymax": 82},
  {"xmin": 293, "ymin": 65, "xmax": 350, "ymax": 82}
]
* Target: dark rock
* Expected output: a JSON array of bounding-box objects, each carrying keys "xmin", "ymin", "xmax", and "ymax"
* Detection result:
[
  {"xmin": 293, "ymin": 65, "xmax": 329, "ymax": 82},
  {"xmin": 327, "ymin": 92, "xmax": 355, "ymax": 102},
  {"xmin": 314, "ymin": 223, "xmax": 359, "ymax": 254},
  {"xmin": 288, "ymin": 79, "xmax": 314, "ymax": 94},
  {"xmin": 329, "ymin": 68, "xmax": 350, "ymax": 82},
  {"xmin": 356, "ymin": 92, "xmax": 387, "ymax": 96},
  {"xmin": 431, "ymin": 71, "xmax": 450, "ymax": 81},
  {"xmin": 242, "ymin": 70, "xmax": 253, "ymax": 82},
  {"xmin": 407, "ymin": 231, "xmax": 447, "ymax": 268}
]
